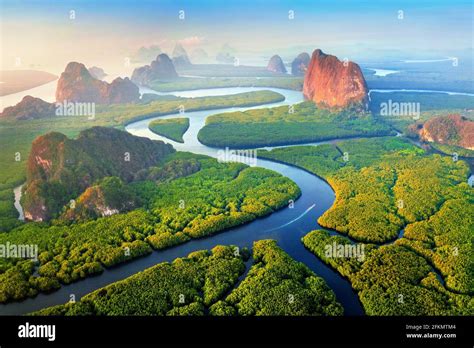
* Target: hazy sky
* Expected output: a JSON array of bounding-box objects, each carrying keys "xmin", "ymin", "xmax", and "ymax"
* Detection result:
[{"xmin": 1, "ymin": 0, "xmax": 472, "ymax": 74}]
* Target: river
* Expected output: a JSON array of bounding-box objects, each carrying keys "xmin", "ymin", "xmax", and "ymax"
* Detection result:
[
  {"xmin": 13, "ymin": 185, "xmax": 24, "ymax": 221},
  {"xmin": 3, "ymin": 84, "xmax": 472, "ymax": 316},
  {"xmin": 0, "ymin": 86, "xmax": 367, "ymax": 315}
]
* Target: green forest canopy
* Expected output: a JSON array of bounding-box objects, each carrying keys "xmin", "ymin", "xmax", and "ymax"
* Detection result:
[
  {"xmin": 259, "ymin": 137, "xmax": 473, "ymax": 314},
  {"xmin": 148, "ymin": 117, "xmax": 189, "ymax": 143},
  {"xmin": 33, "ymin": 240, "xmax": 343, "ymax": 316},
  {"xmin": 198, "ymin": 102, "xmax": 394, "ymax": 148},
  {"xmin": 0, "ymin": 152, "xmax": 299, "ymax": 303},
  {"xmin": 0, "ymin": 90, "xmax": 285, "ymax": 232}
]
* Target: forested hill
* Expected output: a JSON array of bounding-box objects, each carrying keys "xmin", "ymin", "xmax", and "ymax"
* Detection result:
[{"xmin": 22, "ymin": 127, "xmax": 175, "ymax": 221}]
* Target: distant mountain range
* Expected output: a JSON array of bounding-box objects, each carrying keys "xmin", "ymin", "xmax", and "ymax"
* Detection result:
[
  {"xmin": 131, "ymin": 53, "xmax": 178, "ymax": 85},
  {"xmin": 56, "ymin": 62, "xmax": 139, "ymax": 104}
]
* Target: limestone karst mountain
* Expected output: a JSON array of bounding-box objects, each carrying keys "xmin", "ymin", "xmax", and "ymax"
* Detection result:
[
  {"xmin": 172, "ymin": 43, "xmax": 192, "ymax": 67},
  {"xmin": 22, "ymin": 127, "xmax": 174, "ymax": 221},
  {"xmin": 412, "ymin": 114, "xmax": 474, "ymax": 150},
  {"xmin": 303, "ymin": 49, "xmax": 368, "ymax": 110},
  {"xmin": 291, "ymin": 52, "xmax": 310, "ymax": 76},
  {"xmin": 131, "ymin": 54, "xmax": 179, "ymax": 85},
  {"xmin": 56, "ymin": 62, "xmax": 139, "ymax": 104},
  {"xmin": 267, "ymin": 55, "xmax": 287, "ymax": 74},
  {"xmin": 0, "ymin": 96, "xmax": 55, "ymax": 120}
]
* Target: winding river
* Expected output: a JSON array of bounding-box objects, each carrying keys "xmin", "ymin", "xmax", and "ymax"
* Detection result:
[
  {"xmin": 1, "ymin": 86, "xmax": 367, "ymax": 315},
  {"xmin": 4, "ymin": 84, "xmax": 472, "ymax": 315}
]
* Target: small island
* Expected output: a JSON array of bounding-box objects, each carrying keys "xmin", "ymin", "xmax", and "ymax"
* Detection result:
[{"xmin": 149, "ymin": 118, "xmax": 190, "ymax": 143}]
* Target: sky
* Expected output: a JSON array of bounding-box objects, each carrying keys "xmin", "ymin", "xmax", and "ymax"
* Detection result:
[{"xmin": 1, "ymin": 0, "xmax": 472, "ymax": 74}]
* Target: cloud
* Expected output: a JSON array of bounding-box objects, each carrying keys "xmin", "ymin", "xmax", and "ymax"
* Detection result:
[{"xmin": 178, "ymin": 36, "xmax": 207, "ymax": 46}]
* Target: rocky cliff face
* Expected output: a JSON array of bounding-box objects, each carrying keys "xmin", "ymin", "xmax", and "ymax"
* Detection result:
[
  {"xmin": 56, "ymin": 62, "xmax": 139, "ymax": 104},
  {"xmin": 0, "ymin": 95, "xmax": 55, "ymax": 120},
  {"xmin": 60, "ymin": 176, "xmax": 138, "ymax": 222},
  {"xmin": 415, "ymin": 114, "xmax": 474, "ymax": 150},
  {"xmin": 107, "ymin": 77, "xmax": 141, "ymax": 104},
  {"xmin": 131, "ymin": 54, "xmax": 178, "ymax": 85},
  {"xmin": 291, "ymin": 52, "xmax": 310, "ymax": 76},
  {"xmin": 22, "ymin": 127, "xmax": 175, "ymax": 221},
  {"xmin": 303, "ymin": 49, "xmax": 368, "ymax": 111},
  {"xmin": 267, "ymin": 55, "xmax": 287, "ymax": 74}
]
